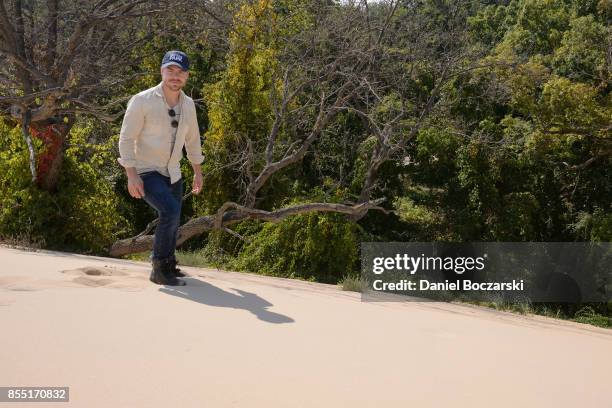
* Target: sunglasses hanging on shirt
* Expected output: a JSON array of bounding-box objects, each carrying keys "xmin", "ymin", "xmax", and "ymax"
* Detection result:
[{"xmin": 168, "ymin": 108, "xmax": 179, "ymax": 128}]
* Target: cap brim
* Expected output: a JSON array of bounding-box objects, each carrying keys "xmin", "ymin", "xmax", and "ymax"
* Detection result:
[{"xmin": 161, "ymin": 62, "xmax": 188, "ymax": 71}]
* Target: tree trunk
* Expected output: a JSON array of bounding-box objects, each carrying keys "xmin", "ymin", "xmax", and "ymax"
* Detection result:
[{"xmin": 29, "ymin": 119, "xmax": 73, "ymax": 192}]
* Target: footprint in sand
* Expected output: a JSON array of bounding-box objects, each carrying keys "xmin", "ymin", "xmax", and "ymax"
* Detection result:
[
  {"xmin": 1, "ymin": 266, "xmax": 147, "ymax": 292},
  {"xmin": 61, "ymin": 266, "xmax": 145, "ymax": 288},
  {"xmin": 0, "ymin": 276, "xmax": 40, "ymax": 291},
  {"xmin": 62, "ymin": 266, "xmax": 128, "ymax": 278},
  {"xmin": 71, "ymin": 276, "xmax": 116, "ymax": 287}
]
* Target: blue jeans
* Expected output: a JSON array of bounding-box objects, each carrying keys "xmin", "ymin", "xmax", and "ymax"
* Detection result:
[{"xmin": 140, "ymin": 171, "xmax": 183, "ymax": 261}]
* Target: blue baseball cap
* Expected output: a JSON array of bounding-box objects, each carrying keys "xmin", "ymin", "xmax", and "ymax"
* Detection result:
[{"xmin": 161, "ymin": 50, "xmax": 189, "ymax": 71}]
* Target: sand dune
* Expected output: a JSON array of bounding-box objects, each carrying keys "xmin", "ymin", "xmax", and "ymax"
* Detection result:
[{"xmin": 0, "ymin": 245, "xmax": 610, "ymax": 407}]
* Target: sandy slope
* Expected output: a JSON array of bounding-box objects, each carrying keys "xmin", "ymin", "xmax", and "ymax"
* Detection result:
[{"xmin": 0, "ymin": 245, "xmax": 609, "ymax": 408}]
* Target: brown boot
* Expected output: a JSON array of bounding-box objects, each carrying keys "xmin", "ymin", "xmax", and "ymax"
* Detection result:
[{"xmin": 150, "ymin": 258, "xmax": 186, "ymax": 286}]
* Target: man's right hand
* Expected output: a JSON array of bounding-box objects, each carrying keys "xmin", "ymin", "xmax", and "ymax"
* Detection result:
[{"xmin": 126, "ymin": 168, "xmax": 145, "ymax": 199}]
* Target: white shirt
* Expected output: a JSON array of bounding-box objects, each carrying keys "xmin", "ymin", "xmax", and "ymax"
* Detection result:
[{"xmin": 117, "ymin": 82, "xmax": 204, "ymax": 184}]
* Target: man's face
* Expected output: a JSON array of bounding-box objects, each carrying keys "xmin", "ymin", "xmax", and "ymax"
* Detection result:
[{"xmin": 161, "ymin": 65, "xmax": 189, "ymax": 91}]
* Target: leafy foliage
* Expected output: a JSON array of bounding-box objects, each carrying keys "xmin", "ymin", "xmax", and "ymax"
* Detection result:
[
  {"xmin": 229, "ymin": 211, "xmax": 361, "ymax": 283},
  {"xmin": 0, "ymin": 121, "xmax": 129, "ymax": 253}
]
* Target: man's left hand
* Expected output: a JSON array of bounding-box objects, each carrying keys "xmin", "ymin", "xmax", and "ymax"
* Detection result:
[{"xmin": 192, "ymin": 172, "xmax": 203, "ymax": 195}]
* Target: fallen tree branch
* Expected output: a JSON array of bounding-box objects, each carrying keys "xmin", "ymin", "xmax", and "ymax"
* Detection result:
[{"xmin": 108, "ymin": 198, "xmax": 386, "ymax": 257}]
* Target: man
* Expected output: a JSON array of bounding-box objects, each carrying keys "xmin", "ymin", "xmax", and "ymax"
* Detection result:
[{"xmin": 117, "ymin": 50, "xmax": 204, "ymax": 286}]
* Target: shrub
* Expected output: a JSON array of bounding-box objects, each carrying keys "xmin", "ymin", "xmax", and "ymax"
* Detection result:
[
  {"xmin": 0, "ymin": 121, "xmax": 129, "ymax": 254},
  {"xmin": 228, "ymin": 212, "xmax": 361, "ymax": 284}
]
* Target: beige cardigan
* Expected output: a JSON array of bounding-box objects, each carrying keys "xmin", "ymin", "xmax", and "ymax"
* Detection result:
[{"xmin": 117, "ymin": 82, "xmax": 204, "ymax": 184}]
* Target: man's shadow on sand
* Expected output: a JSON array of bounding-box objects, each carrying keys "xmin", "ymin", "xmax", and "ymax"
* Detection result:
[{"xmin": 158, "ymin": 277, "xmax": 294, "ymax": 324}]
